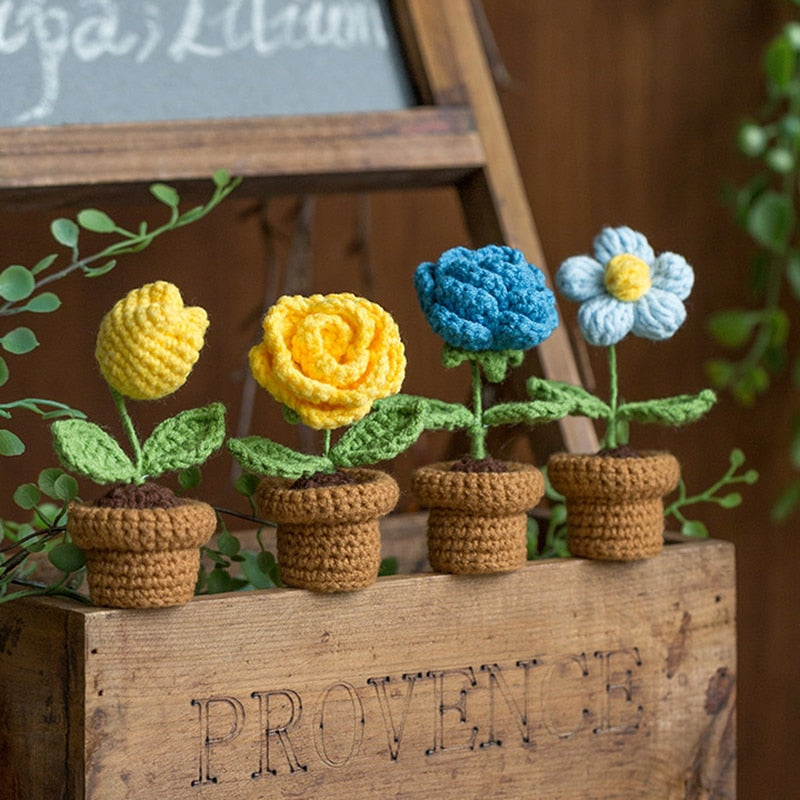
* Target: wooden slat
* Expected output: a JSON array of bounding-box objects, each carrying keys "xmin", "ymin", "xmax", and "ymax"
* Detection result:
[
  {"xmin": 0, "ymin": 540, "xmax": 735, "ymax": 799},
  {"xmin": 0, "ymin": 107, "xmax": 483, "ymax": 198}
]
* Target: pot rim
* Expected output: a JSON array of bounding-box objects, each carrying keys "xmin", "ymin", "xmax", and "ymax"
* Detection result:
[{"xmin": 67, "ymin": 498, "xmax": 217, "ymax": 553}]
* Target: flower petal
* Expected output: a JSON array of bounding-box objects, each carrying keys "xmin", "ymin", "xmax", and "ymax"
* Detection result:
[
  {"xmin": 593, "ymin": 226, "xmax": 655, "ymax": 266},
  {"xmin": 632, "ymin": 288, "xmax": 687, "ymax": 340},
  {"xmin": 577, "ymin": 294, "xmax": 635, "ymax": 346},
  {"xmin": 555, "ymin": 255, "xmax": 605, "ymax": 302},
  {"xmin": 651, "ymin": 251, "xmax": 694, "ymax": 300}
]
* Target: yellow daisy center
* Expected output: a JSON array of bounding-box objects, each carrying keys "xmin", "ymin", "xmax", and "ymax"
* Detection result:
[{"xmin": 604, "ymin": 254, "xmax": 652, "ymax": 302}]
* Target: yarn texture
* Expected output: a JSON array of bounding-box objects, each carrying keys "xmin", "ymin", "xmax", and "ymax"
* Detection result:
[
  {"xmin": 412, "ymin": 461, "xmax": 544, "ymax": 574},
  {"xmin": 67, "ymin": 499, "xmax": 217, "ymax": 607},
  {"xmin": 556, "ymin": 226, "xmax": 693, "ymax": 346},
  {"xmin": 547, "ymin": 451, "xmax": 680, "ymax": 561},
  {"xmin": 414, "ymin": 244, "xmax": 558, "ymax": 351},
  {"xmin": 249, "ymin": 293, "xmax": 405, "ymax": 430},
  {"xmin": 95, "ymin": 281, "xmax": 208, "ymax": 400},
  {"xmin": 256, "ymin": 468, "xmax": 399, "ymax": 592}
]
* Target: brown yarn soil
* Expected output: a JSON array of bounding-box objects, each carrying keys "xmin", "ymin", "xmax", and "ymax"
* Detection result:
[
  {"xmin": 596, "ymin": 445, "xmax": 641, "ymax": 459},
  {"xmin": 290, "ymin": 470, "xmax": 359, "ymax": 489},
  {"xmin": 93, "ymin": 482, "xmax": 183, "ymax": 509},
  {"xmin": 449, "ymin": 454, "xmax": 509, "ymax": 473}
]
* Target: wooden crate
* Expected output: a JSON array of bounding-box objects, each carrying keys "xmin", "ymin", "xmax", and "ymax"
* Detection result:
[{"xmin": 0, "ymin": 538, "xmax": 735, "ymax": 800}]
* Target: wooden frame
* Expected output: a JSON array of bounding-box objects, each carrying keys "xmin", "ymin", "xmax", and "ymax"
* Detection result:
[{"xmin": 0, "ymin": 0, "xmax": 596, "ymax": 454}]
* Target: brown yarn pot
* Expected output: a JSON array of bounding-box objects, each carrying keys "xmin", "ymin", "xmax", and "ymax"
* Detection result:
[
  {"xmin": 256, "ymin": 468, "xmax": 399, "ymax": 592},
  {"xmin": 67, "ymin": 499, "xmax": 217, "ymax": 608},
  {"xmin": 412, "ymin": 461, "xmax": 545, "ymax": 574},
  {"xmin": 547, "ymin": 451, "xmax": 681, "ymax": 561}
]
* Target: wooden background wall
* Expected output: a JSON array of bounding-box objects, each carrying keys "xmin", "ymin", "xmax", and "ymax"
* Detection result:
[{"xmin": 0, "ymin": 1, "xmax": 796, "ymax": 797}]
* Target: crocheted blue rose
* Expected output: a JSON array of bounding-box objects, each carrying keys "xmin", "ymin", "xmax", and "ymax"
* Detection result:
[
  {"xmin": 414, "ymin": 245, "xmax": 558, "ymax": 351},
  {"xmin": 556, "ymin": 226, "xmax": 693, "ymax": 346}
]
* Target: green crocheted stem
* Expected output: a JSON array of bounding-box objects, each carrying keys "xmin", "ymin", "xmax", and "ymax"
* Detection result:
[
  {"xmin": 470, "ymin": 360, "xmax": 487, "ymax": 459},
  {"xmin": 111, "ymin": 387, "xmax": 144, "ymax": 483},
  {"xmin": 606, "ymin": 344, "xmax": 620, "ymax": 449}
]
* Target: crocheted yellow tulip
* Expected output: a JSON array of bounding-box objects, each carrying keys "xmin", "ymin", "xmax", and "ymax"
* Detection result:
[
  {"xmin": 95, "ymin": 281, "xmax": 208, "ymax": 400},
  {"xmin": 250, "ymin": 293, "xmax": 406, "ymax": 429}
]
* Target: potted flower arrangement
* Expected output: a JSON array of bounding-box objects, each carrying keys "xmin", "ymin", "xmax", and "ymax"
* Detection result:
[
  {"xmin": 227, "ymin": 292, "xmax": 412, "ymax": 592},
  {"xmin": 393, "ymin": 244, "xmax": 570, "ymax": 575},
  {"xmin": 527, "ymin": 226, "xmax": 717, "ymax": 560},
  {"xmin": 50, "ymin": 281, "xmax": 225, "ymax": 607}
]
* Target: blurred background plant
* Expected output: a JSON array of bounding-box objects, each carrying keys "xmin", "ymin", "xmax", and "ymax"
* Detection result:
[
  {"xmin": 0, "ymin": 171, "xmax": 240, "ymax": 603},
  {"xmin": 707, "ymin": 3, "xmax": 800, "ymax": 521}
]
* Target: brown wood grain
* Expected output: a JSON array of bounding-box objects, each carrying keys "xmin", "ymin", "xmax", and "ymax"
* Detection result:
[{"xmin": 0, "ymin": 540, "xmax": 734, "ymax": 799}]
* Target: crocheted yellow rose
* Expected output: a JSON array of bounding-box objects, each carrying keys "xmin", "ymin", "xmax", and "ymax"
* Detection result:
[
  {"xmin": 250, "ymin": 293, "xmax": 405, "ymax": 429},
  {"xmin": 95, "ymin": 281, "xmax": 208, "ymax": 400}
]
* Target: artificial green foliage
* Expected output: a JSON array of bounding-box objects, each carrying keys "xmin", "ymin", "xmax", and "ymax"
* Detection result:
[
  {"xmin": 708, "ymin": 10, "xmax": 800, "ymax": 518},
  {"xmin": 0, "ymin": 468, "xmax": 86, "ymax": 604}
]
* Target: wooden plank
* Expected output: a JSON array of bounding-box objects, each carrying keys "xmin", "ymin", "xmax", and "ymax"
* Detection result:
[
  {"xmin": 0, "ymin": 107, "xmax": 483, "ymax": 199},
  {"xmin": 0, "ymin": 540, "xmax": 735, "ymax": 798}
]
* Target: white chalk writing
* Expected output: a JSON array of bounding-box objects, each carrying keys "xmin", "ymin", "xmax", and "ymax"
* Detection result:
[{"xmin": 0, "ymin": 0, "xmax": 391, "ymax": 123}]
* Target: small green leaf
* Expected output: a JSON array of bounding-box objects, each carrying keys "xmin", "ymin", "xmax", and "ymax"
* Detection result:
[
  {"xmin": 681, "ymin": 520, "xmax": 709, "ymax": 539},
  {"xmin": 240, "ymin": 551, "xmax": 276, "ymax": 589},
  {"xmin": 213, "ymin": 169, "xmax": 231, "ymax": 188},
  {"xmin": 282, "ymin": 405, "xmax": 302, "ymax": 425},
  {"xmin": 617, "ymin": 389, "xmax": 717, "ymax": 427},
  {"xmin": 737, "ymin": 122, "xmax": 768, "ymax": 157},
  {"xmin": 50, "ymin": 218, "xmax": 79, "ymax": 247},
  {"xmin": 728, "ymin": 448, "xmax": 745, "ymax": 468},
  {"xmin": 526, "ymin": 376, "xmax": 611, "ymax": 419},
  {"xmin": 765, "ymin": 32, "xmax": 795, "ymax": 89},
  {"xmin": 216, "ymin": 528, "xmax": 240, "ymax": 557},
  {"xmin": 13, "ymin": 483, "xmax": 40, "ymax": 509},
  {"xmin": 178, "ymin": 466, "xmax": 202, "ymax": 491},
  {"xmin": 772, "ymin": 478, "xmax": 800, "ymax": 522},
  {"xmin": 705, "ymin": 358, "xmax": 735, "ymax": 389},
  {"xmin": 379, "ymin": 556, "xmax": 398, "ymax": 577},
  {"xmin": 787, "ymin": 252, "xmax": 800, "ymax": 301},
  {"xmin": 0, "ymin": 429, "xmax": 24, "ymax": 456},
  {"xmin": 48, "ymin": 542, "xmax": 86, "ymax": 573},
  {"xmin": 77, "ymin": 208, "xmax": 117, "ymax": 233},
  {"xmin": 38, "ymin": 467, "xmax": 65, "ymax": 497},
  {"xmin": 141, "ymin": 403, "xmax": 226, "ymax": 478},
  {"xmin": 0, "ymin": 356, "xmax": 8, "ymax": 387},
  {"xmin": 177, "ymin": 206, "xmax": 207, "ymax": 224},
  {"xmin": 706, "ymin": 309, "xmax": 761, "ymax": 348},
  {"xmin": 746, "ymin": 190, "xmax": 793, "ymax": 253},
  {"xmin": 51, "ymin": 419, "xmax": 136, "ymax": 483},
  {"xmin": 150, "ymin": 182, "xmax": 180, "ymax": 208},
  {"xmin": 389, "ymin": 394, "xmax": 474, "ymax": 432},
  {"xmin": 227, "ymin": 436, "xmax": 332, "ymax": 480},
  {"xmin": 82, "ymin": 259, "xmax": 117, "ymax": 278},
  {"xmin": 718, "ymin": 493, "xmax": 742, "ymax": 509},
  {"xmin": 235, "ymin": 472, "xmax": 261, "ymax": 497},
  {"xmin": 0, "ymin": 265, "xmax": 35, "ymax": 302},
  {"xmin": 20, "ymin": 292, "xmax": 61, "ymax": 313},
  {"xmin": 483, "ymin": 399, "xmax": 571, "ymax": 427},
  {"xmin": 257, "ymin": 551, "xmax": 276, "ymax": 573},
  {"xmin": 331, "ymin": 396, "xmax": 426, "ymax": 467},
  {"xmin": 53, "ymin": 473, "xmax": 79, "ymax": 502},
  {"xmin": 31, "ymin": 253, "xmax": 58, "ymax": 275},
  {"xmin": 766, "ymin": 146, "xmax": 795, "ymax": 174},
  {"xmin": 0, "ymin": 327, "xmax": 39, "ymax": 355}
]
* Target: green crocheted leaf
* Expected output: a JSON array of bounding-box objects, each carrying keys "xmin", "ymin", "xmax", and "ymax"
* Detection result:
[
  {"xmin": 331, "ymin": 395, "xmax": 426, "ymax": 467},
  {"xmin": 412, "ymin": 395, "xmax": 474, "ymax": 431},
  {"xmin": 526, "ymin": 376, "xmax": 611, "ymax": 419},
  {"xmin": 51, "ymin": 419, "xmax": 136, "ymax": 484},
  {"xmin": 617, "ymin": 389, "xmax": 717, "ymax": 426},
  {"xmin": 142, "ymin": 402, "xmax": 226, "ymax": 479},
  {"xmin": 441, "ymin": 345, "xmax": 524, "ymax": 383},
  {"xmin": 227, "ymin": 436, "xmax": 332, "ymax": 480},
  {"xmin": 483, "ymin": 399, "xmax": 574, "ymax": 427}
]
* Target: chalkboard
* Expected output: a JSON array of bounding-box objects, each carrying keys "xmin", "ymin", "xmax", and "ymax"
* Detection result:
[{"xmin": 0, "ymin": 0, "xmax": 416, "ymax": 127}]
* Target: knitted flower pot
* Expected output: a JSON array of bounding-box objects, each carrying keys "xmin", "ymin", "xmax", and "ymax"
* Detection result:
[
  {"xmin": 256, "ymin": 468, "xmax": 399, "ymax": 592},
  {"xmin": 412, "ymin": 461, "xmax": 545, "ymax": 574},
  {"xmin": 547, "ymin": 451, "xmax": 681, "ymax": 561},
  {"xmin": 67, "ymin": 499, "xmax": 217, "ymax": 608}
]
